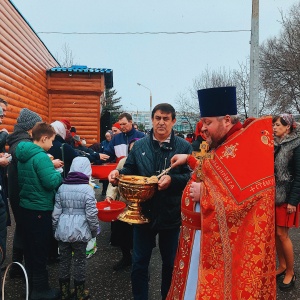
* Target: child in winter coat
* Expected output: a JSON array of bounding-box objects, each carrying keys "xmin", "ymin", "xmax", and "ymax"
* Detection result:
[
  {"xmin": 16, "ymin": 122, "xmax": 62, "ymax": 300},
  {"xmin": 52, "ymin": 157, "xmax": 99, "ymax": 300}
]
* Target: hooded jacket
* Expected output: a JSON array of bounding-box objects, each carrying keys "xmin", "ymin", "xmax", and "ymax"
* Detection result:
[
  {"xmin": 274, "ymin": 125, "xmax": 300, "ymax": 206},
  {"xmin": 52, "ymin": 157, "xmax": 99, "ymax": 242},
  {"xmin": 16, "ymin": 141, "xmax": 62, "ymax": 211}
]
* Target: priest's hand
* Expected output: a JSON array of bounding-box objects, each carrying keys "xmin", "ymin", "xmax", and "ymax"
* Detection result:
[
  {"xmin": 287, "ymin": 204, "xmax": 296, "ymax": 214},
  {"xmin": 170, "ymin": 154, "xmax": 188, "ymax": 168},
  {"xmin": 189, "ymin": 181, "xmax": 203, "ymax": 202}
]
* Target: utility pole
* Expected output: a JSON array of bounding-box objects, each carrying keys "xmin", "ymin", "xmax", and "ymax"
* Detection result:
[{"xmin": 249, "ymin": 0, "xmax": 259, "ymax": 118}]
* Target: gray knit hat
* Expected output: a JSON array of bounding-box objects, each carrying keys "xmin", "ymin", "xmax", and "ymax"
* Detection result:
[{"xmin": 17, "ymin": 108, "xmax": 42, "ymax": 131}]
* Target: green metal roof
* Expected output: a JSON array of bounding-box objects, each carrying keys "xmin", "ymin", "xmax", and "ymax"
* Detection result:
[{"xmin": 47, "ymin": 65, "xmax": 113, "ymax": 89}]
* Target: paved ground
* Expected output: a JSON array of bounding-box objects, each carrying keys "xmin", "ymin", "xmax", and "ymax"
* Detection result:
[{"xmin": 1, "ymin": 184, "xmax": 300, "ymax": 299}]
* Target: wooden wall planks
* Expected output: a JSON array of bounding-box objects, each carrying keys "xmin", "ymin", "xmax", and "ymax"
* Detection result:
[{"xmin": 1, "ymin": 1, "xmax": 106, "ymax": 144}]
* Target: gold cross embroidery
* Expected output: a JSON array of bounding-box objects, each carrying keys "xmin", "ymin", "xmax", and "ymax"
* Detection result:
[{"xmin": 192, "ymin": 141, "xmax": 214, "ymax": 182}]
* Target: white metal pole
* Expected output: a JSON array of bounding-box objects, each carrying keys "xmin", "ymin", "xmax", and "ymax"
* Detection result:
[
  {"xmin": 137, "ymin": 83, "xmax": 152, "ymax": 129},
  {"xmin": 249, "ymin": 0, "xmax": 259, "ymax": 118}
]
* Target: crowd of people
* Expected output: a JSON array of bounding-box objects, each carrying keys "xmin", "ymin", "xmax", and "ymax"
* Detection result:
[{"xmin": 0, "ymin": 85, "xmax": 298, "ymax": 300}]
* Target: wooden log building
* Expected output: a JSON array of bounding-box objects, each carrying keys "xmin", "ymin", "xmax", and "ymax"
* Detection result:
[{"xmin": 0, "ymin": 0, "xmax": 113, "ymax": 145}]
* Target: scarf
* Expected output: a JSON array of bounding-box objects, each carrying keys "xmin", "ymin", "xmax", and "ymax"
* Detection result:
[
  {"xmin": 51, "ymin": 121, "xmax": 66, "ymax": 140},
  {"xmin": 63, "ymin": 172, "xmax": 89, "ymax": 184}
]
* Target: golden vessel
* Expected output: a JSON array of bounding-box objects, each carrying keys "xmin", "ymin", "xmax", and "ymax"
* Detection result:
[{"xmin": 117, "ymin": 175, "xmax": 158, "ymax": 224}]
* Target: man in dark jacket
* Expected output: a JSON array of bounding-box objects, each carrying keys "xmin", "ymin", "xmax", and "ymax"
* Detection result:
[
  {"xmin": 6, "ymin": 108, "xmax": 42, "ymax": 278},
  {"xmin": 109, "ymin": 103, "xmax": 192, "ymax": 300},
  {"xmin": 104, "ymin": 112, "xmax": 145, "ymax": 162}
]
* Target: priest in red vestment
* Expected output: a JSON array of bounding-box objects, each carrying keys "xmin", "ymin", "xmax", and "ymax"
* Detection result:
[{"xmin": 167, "ymin": 87, "xmax": 276, "ymax": 300}]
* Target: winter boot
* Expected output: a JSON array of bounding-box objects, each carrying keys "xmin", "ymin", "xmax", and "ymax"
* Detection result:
[
  {"xmin": 112, "ymin": 255, "xmax": 132, "ymax": 271},
  {"xmin": 30, "ymin": 273, "xmax": 60, "ymax": 300},
  {"xmin": 113, "ymin": 248, "xmax": 132, "ymax": 271},
  {"xmin": 59, "ymin": 278, "xmax": 74, "ymax": 300},
  {"xmin": 74, "ymin": 280, "xmax": 90, "ymax": 300}
]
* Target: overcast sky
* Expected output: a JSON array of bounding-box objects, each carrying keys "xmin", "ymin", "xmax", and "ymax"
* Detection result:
[{"xmin": 11, "ymin": 0, "xmax": 298, "ymax": 112}]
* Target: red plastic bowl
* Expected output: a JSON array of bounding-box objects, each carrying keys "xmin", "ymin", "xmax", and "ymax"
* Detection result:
[
  {"xmin": 96, "ymin": 200, "xmax": 126, "ymax": 222},
  {"xmin": 91, "ymin": 163, "xmax": 118, "ymax": 180}
]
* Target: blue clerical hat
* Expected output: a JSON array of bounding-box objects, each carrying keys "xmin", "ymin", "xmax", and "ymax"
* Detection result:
[{"xmin": 198, "ymin": 87, "xmax": 237, "ymax": 117}]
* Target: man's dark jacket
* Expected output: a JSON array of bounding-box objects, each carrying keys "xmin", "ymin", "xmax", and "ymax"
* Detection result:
[
  {"xmin": 105, "ymin": 127, "xmax": 145, "ymax": 161},
  {"xmin": 7, "ymin": 126, "xmax": 31, "ymax": 225},
  {"xmin": 120, "ymin": 129, "xmax": 192, "ymax": 230}
]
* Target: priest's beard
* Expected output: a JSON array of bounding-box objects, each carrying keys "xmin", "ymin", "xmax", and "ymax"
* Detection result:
[{"xmin": 205, "ymin": 122, "xmax": 228, "ymax": 149}]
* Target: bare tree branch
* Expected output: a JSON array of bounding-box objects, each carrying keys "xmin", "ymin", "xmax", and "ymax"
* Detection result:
[
  {"xmin": 260, "ymin": 3, "xmax": 300, "ymax": 113},
  {"xmin": 56, "ymin": 43, "xmax": 76, "ymax": 67}
]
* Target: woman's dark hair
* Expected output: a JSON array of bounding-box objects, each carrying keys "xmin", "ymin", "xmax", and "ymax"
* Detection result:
[
  {"xmin": 272, "ymin": 115, "xmax": 294, "ymax": 132},
  {"xmin": 151, "ymin": 103, "xmax": 176, "ymax": 120}
]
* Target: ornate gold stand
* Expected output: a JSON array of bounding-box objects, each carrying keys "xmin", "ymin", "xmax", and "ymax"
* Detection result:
[{"xmin": 117, "ymin": 175, "xmax": 157, "ymax": 224}]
